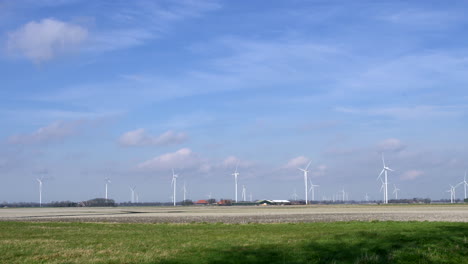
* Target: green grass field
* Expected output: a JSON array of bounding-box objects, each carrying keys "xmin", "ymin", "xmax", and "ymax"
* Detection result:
[{"xmin": 0, "ymin": 221, "xmax": 467, "ymax": 264}]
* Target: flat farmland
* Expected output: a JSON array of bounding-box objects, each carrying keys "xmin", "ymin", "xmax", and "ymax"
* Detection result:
[
  {"xmin": 1, "ymin": 205, "xmax": 467, "ymax": 263},
  {"xmin": 1, "ymin": 204, "xmax": 467, "ymax": 223}
]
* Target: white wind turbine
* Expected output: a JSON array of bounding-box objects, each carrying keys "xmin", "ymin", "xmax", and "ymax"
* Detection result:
[
  {"xmin": 292, "ymin": 189, "xmax": 299, "ymax": 201},
  {"xmin": 171, "ymin": 169, "xmax": 178, "ymax": 206},
  {"xmin": 298, "ymin": 161, "xmax": 312, "ymax": 204},
  {"xmin": 308, "ymin": 179, "xmax": 319, "ymax": 201},
  {"xmin": 242, "ymin": 185, "xmax": 247, "ymax": 202},
  {"xmin": 340, "ymin": 188, "xmax": 345, "ymax": 202},
  {"xmin": 36, "ymin": 177, "xmax": 44, "ymax": 207},
  {"xmin": 365, "ymin": 193, "xmax": 369, "ymax": 202},
  {"xmin": 232, "ymin": 164, "xmax": 240, "ymax": 202},
  {"xmin": 459, "ymin": 171, "xmax": 468, "ymax": 200},
  {"xmin": 393, "ymin": 184, "xmax": 400, "ymax": 200},
  {"xmin": 129, "ymin": 186, "xmax": 136, "ymax": 203},
  {"xmin": 182, "ymin": 181, "xmax": 187, "ymax": 202},
  {"xmin": 104, "ymin": 177, "xmax": 111, "ymax": 200},
  {"xmin": 377, "ymin": 154, "xmax": 394, "ymax": 204},
  {"xmin": 447, "ymin": 185, "xmax": 456, "ymax": 204}
]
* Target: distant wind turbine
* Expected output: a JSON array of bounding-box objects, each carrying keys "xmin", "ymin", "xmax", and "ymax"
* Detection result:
[
  {"xmin": 365, "ymin": 193, "xmax": 369, "ymax": 202},
  {"xmin": 242, "ymin": 185, "xmax": 247, "ymax": 202},
  {"xmin": 171, "ymin": 169, "xmax": 178, "ymax": 206},
  {"xmin": 129, "ymin": 186, "xmax": 136, "ymax": 203},
  {"xmin": 447, "ymin": 185, "xmax": 455, "ymax": 204},
  {"xmin": 104, "ymin": 177, "xmax": 111, "ymax": 200},
  {"xmin": 393, "ymin": 184, "xmax": 400, "ymax": 200},
  {"xmin": 292, "ymin": 189, "xmax": 299, "ymax": 201},
  {"xmin": 340, "ymin": 188, "xmax": 345, "ymax": 202},
  {"xmin": 232, "ymin": 163, "xmax": 239, "ymax": 202},
  {"xmin": 36, "ymin": 177, "xmax": 43, "ymax": 207},
  {"xmin": 183, "ymin": 181, "xmax": 187, "ymax": 202},
  {"xmin": 308, "ymin": 179, "xmax": 319, "ymax": 201},
  {"xmin": 459, "ymin": 171, "xmax": 468, "ymax": 200},
  {"xmin": 377, "ymin": 154, "xmax": 394, "ymax": 204},
  {"xmin": 298, "ymin": 161, "xmax": 312, "ymax": 204}
]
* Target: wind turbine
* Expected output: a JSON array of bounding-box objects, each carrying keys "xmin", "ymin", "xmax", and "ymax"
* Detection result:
[
  {"xmin": 242, "ymin": 185, "xmax": 247, "ymax": 202},
  {"xmin": 36, "ymin": 177, "xmax": 43, "ymax": 207},
  {"xmin": 298, "ymin": 161, "xmax": 312, "ymax": 204},
  {"xmin": 292, "ymin": 189, "xmax": 299, "ymax": 201},
  {"xmin": 377, "ymin": 154, "xmax": 394, "ymax": 204},
  {"xmin": 182, "ymin": 181, "xmax": 187, "ymax": 202},
  {"xmin": 129, "ymin": 186, "xmax": 136, "ymax": 203},
  {"xmin": 104, "ymin": 177, "xmax": 111, "ymax": 200},
  {"xmin": 308, "ymin": 179, "xmax": 319, "ymax": 201},
  {"xmin": 393, "ymin": 184, "xmax": 400, "ymax": 200},
  {"xmin": 171, "ymin": 169, "xmax": 178, "ymax": 206},
  {"xmin": 459, "ymin": 171, "xmax": 468, "ymax": 200},
  {"xmin": 447, "ymin": 185, "xmax": 456, "ymax": 204},
  {"xmin": 365, "ymin": 193, "xmax": 369, "ymax": 202},
  {"xmin": 340, "ymin": 188, "xmax": 345, "ymax": 202},
  {"xmin": 232, "ymin": 163, "xmax": 239, "ymax": 202}
]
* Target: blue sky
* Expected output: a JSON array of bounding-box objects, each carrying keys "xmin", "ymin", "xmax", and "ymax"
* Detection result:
[{"xmin": 1, "ymin": 0, "xmax": 467, "ymax": 203}]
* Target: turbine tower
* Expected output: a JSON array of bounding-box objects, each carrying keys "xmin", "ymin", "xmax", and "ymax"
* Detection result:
[
  {"xmin": 183, "ymin": 181, "xmax": 187, "ymax": 202},
  {"xmin": 36, "ymin": 177, "xmax": 43, "ymax": 207},
  {"xmin": 171, "ymin": 169, "xmax": 178, "ymax": 206},
  {"xmin": 298, "ymin": 161, "xmax": 312, "ymax": 204},
  {"xmin": 377, "ymin": 154, "xmax": 394, "ymax": 204},
  {"xmin": 292, "ymin": 189, "xmax": 299, "ymax": 201},
  {"xmin": 393, "ymin": 184, "xmax": 400, "ymax": 200},
  {"xmin": 447, "ymin": 185, "xmax": 456, "ymax": 204},
  {"xmin": 459, "ymin": 171, "xmax": 467, "ymax": 200},
  {"xmin": 232, "ymin": 164, "xmax": 239, "ymax": 202},
  {"xmin": 340, "ymin": 188, "xmax": 345, "ymax": 202},
  {"xmin": 129, "ymin": 186, "xmax": 136, "ymax": 203},
  {"xmin": 242, "ymin": 185, "xmax": 247, "ymax": 202},
  {"xmin": 104, "ymin": 178, "xmax": 111, "ymax": 200},
  {"xmin": 365, "ymin": 193, "xmax": 369, "ymax": 202},
  {"xmin": 308, "ymin": 179, "xmax": 319, "ymax": 201}
]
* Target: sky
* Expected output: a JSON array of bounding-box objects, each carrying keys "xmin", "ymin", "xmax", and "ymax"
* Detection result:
[{"xmin": 1, "ymin": 0, "xmax": 468, "ymax": 203}]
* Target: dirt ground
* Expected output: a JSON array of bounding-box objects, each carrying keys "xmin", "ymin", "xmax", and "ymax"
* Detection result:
[{"xmin": 0, "ymin": 204, "xmax": 467, "ymax": 223}]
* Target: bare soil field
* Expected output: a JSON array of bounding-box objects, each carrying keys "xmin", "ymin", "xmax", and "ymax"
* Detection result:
[{"xmin": 0, "ymin": 204, "xmax": 467, "ymax": 223}]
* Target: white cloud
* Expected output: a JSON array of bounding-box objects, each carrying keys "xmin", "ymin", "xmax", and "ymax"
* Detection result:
[
  {"xmin": 283, "ymin": 156, "xmax": 310, "ymax": 169},
  {"xmin": 378, "ymin": 138, "xmax": 406, "ymax": 153},
  {"xmin": 311, "ymin": 164, "xmax": 328, "ymax": 177},
  {"xmin": 400, "ymin": 170, "xmax": 424, "ymax": 181},
  {"xmin": 7, "ymin": 120, "xmax": 83, "ymax": 144},
  {"xmin": 137, "ymin": 148, "xmax": 201, "ymax": 171},
  {"xmin": 119, "ymin": 129, "xmax": 187, "ymax": 147},
  {"xmin": 221, "ymin": 156, "xmax": 253, "ymax": 169},
  {"xmin": 222, "ymin": 156, "xmax": 240, "ymax": 168},
  {"xmin": 7, "ymin": 18, "xmax": 88, "ymax": 62}
]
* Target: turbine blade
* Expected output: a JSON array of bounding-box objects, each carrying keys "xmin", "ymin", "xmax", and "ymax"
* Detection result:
[
  {"xmin": 305, "ymin": 161, "xmax": 312, "ymax": 171},
  {"xmin": 377, "ymin": 169, "xmax": 385, "ymax": 180},
  {"xmin": 382, "ymin": 153, "xmax": 386, "ymax": 167}
]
